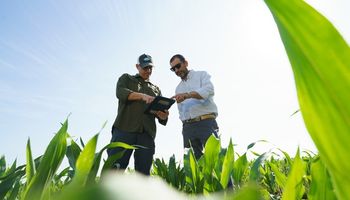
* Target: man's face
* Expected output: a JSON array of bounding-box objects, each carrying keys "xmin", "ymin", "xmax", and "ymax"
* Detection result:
[
  {"xmin": 170, "ymin": 57, "xmax": 187, "ymax": 79},
  {"xmin": 137, "ymin": 65, "xmax": 152, "ymax": 80}
]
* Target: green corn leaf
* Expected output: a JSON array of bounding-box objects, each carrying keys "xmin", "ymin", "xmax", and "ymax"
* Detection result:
[
  {"xmin": 189, "ymin": 149, "xmax": 199, "ymax": 192},
  {"xmin": 268, "ymin": 162, "xmax": 287, "ymax": 188},
  {"xmin": 23, "ymin": 119, "xmax": 68, "ymax": 200},
  {"xmin": 264, "ymin": 1, "xmax": 350, "ymax": 199},
  {"xmin": 100, "ymin": 141, "xmax": 136, "ymax": 173},
  {"xmin": 66, "ymin": 139, "xmax": 82, "ymax": 170},
  {"xmin": 82, "ymin": 121, "xmax": 109, "ymax": 184},
  {"xmin": 202, "ymin": 135, "xmax": 221, "ymax": 193},
  {"xmin": 233, "ymin": 153, "xmax": 248, "ymax": 186},
  {"xmin": 0, "ymin": 159, "xmax": 17, "ymax": 181},
  {"xmin": 168, "ymin": 155, "xmax": 177, "ymax": 186},
  {"xmin": 183, "ymin": 152, "xmax": 193, "ymax": 191},
  {"xmin": 249, "ymin": 151, "xmax": 271, "ymax": 181},
  {"xmin": 309, "ymin": 158, "xmax": 337, "ymax": 200},
  {"xmin": 32, "ymin": 155, "xmax": 43, "ymax": 172},
  {"xmin": 86, "ymin": 152, "xmax": 102, "ymax": 184},
  {"xmin": 282, "ymin": 148, "xmax": 306, "ymax": 200},
  {"xmin": 0, "ymin": 156, "xmax": 5, "ymax": 175},
  {"xmin": 101, "ymin": 150, "xmax": 126, "ymax": 172},
  {"xmin": 152, "ymin": 159, "xmax": 161, "ymax": 176},
  {"xmin": 6, "ymin": 160, "xmax": 17, "ymax": 177},
  {"xmin": 220, "ymin": 138, "xmax": 234, "ymax": 189},
  {"xmin": 79, "ymin": 137, "xmax": 85, "ymax": 148},
  {"xmin": 203, "ymin": 134, "xmax": 221, "ymax": 176},
  {"xmin": 0, "ymin": 169, "xmax": 25, "ymax": 199},
  {"xmin": 8, "ymin": 180, "xmax": 21, "ymax": 200},
  {"xmin": 104, "ymin": 141, "xmax": 136, "ymax": 150},
  {"xmin": 70, "ymin": 134, "xmax": 98, "ymax": 187},
  {"xmin": 152, "ymin": 158, "xmax": 168, "ymax": 181},
  {"xmin": 183, "ymin": 148, "xmax": 202, "ymax": 193},
  {"xmin": 278, "ymin": 148, "xmax": 293, "ymax": 166},
  {"xmin": 25, "ymin": 139, "xmax": 35, "ymax": 185},
  {"xmin": 55, "ymin": 167, "xmax": 70, "ymax": 181},
  {"xmin": 246, "ymin": 140, "xmax": 268, "ymax": 150}
]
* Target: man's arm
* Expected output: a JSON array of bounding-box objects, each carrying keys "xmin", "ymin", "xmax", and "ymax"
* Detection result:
[
  {"xmin": 171, "ymin": 91, "xmax": 201, "ymax": 103},
  {"xmin": 155, "ymin": 110, "xmax": 169, "ymax": 126},
  {"xmin": 116, "ymin": 74, "xmax": 155, "ymax": 103},
  {"xmin": 128, "ymin": 92, "xmax": 154, "ymax": 104},
  {"xmin": 172, "ymin": 71, "xmax": 214, "ymax": 103}
]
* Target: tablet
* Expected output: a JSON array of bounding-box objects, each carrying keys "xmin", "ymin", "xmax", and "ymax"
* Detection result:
[{"xmin": 144, "ymin": 96, "xmax": 175, "ymax": 114}]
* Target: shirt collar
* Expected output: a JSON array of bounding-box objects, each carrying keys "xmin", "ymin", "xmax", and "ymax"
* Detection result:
[
  {"xmin": 135, "ymin": 73, "xmax": 150, "ymax": 82},
  {"xmin": 182, "ymin": 70, "xmax": 193, "ymax": 82}
]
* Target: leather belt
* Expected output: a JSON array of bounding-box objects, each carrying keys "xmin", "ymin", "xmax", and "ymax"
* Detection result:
[{"xmin": 183, "ymin": 113, "xmax": 216, "ymax": 124}]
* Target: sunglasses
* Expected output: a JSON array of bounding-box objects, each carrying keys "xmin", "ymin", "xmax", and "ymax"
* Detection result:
[{"xmin": 170, "ymin": 63, "xmax": 181, "ymax": 72}]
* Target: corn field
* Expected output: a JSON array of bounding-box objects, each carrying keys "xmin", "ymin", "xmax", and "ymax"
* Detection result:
[{"xmin": 1, "ymin": 0, "xmax": 350, "ymax": 199}]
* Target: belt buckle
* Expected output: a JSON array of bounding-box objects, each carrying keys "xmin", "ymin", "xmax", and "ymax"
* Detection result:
[
  {"xmin": 184, "ymin": 116, "xmax": 202, "ymax": 123},
  {"xmin": 193, "ymin": 117, "xmax": 201, "ymax": 122},
  {"xmin": 201, "ymin": 114, "xmax": 215, "ymax": 121}
]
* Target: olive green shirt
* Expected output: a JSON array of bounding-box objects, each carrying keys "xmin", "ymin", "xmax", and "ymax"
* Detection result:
[{"xmin": 112, "ymin": 73, "xmax": 167, "ymax": 138}]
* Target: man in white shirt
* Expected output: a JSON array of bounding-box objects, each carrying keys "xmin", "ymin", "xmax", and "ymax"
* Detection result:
[{"xmin": 170, "ymin": 54, "xmax": 219, "ymax": 159}]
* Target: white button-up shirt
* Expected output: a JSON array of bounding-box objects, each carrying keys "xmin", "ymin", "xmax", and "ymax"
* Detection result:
[{"xmin": 175, "ymin": 70, "xmax": 218, "ymax": 121}]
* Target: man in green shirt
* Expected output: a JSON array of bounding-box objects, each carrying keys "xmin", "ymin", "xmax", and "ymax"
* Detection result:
[{"xmin": 107, "ymin": 54, "xmax": 169, "ymax": 175}]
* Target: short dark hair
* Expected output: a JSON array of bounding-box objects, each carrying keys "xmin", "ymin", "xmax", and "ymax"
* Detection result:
[{"xmin": 170, "ymin": 54, "xmax": 185, "ymax": 64}]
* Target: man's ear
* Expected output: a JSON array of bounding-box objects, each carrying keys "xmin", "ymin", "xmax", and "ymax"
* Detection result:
[{"xmin": 184, "ymin": 60, "xmax": 188, "ymax": 67}]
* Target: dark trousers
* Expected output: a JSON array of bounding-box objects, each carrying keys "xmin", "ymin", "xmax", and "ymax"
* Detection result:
[
  {"xmin": 107, "ymin": 127, "xmax": 155, "ymax": 175},
  {"xmin": 182, "ymin": 119, "xmax": 219, "ymax": 159}
]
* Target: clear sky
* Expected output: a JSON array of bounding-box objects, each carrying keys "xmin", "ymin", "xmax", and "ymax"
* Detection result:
[{"xmin": 1, "ymin": 0, "xmax": 349, "ymax": 165}]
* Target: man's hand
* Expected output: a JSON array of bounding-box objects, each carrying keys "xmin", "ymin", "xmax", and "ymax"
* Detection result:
[
  {"xmin": 141, "ymin": 93, "xmax": 155, "ymax": 104},
  {"xmin": 156, "ymin": 110, "xmax": 169, "ymax": 120},
  {"xmin": 171, "ymin": 93, "xmax": 190, "ymax": 103},
  {"xmin": 128, "ymin": 92, "xmax": 155, "ymax": 103}
]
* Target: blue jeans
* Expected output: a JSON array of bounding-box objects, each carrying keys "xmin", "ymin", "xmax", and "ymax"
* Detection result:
[
  {"xmin": 107, "ymin": 127, "xmax": 155, "ymax": 175},
  {"xmin": 182, "ymin": 119, "xmax": 219, "ymax": 159}
]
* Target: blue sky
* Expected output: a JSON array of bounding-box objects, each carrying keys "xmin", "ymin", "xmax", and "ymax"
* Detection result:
[{"xmin": 1, "ymin": 0, "xmax": 349, "ymax": 165}]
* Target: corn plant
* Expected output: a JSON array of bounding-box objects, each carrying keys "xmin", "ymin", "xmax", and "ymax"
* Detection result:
[
  {"xmin": 264, "ymin": 0, "xmax": 350, "ymax": 199},
  {"xmin": 0, "ymin": 119, "xmax": 137, "ymax": 200},
  {"xmin": 153, "ymin": 135, "xmax": 266, "ymax": 195},
  {"xmin": 152, "ymin": 155, "xmax": 186, "ymax": 190},
  {"xmin": 0, "ymin": 159, "xmax": 25, "ymax": 199},
  {"xmin": 152, "ymin": 134, "xmax": 339, "ymax": 199}
]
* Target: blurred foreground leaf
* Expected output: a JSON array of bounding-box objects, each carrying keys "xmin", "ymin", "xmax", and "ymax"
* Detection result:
[{"xmin": 264, "ymin": 0, "xmax": 350, "ymax": 199}]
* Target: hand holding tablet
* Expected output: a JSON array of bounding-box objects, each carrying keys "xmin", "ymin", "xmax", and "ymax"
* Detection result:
[{"xmin": 144, "ymin": 96, "xmax": 175, "ymax": 114}]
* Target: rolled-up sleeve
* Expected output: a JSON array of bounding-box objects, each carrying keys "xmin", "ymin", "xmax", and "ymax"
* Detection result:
[
  {"xmin": 116, "ymin": 74, "xmax": 134, "ymax": 102},
  {"xmin": 195, "ymin": 71, "xmax": 214, "ymax": 100}
]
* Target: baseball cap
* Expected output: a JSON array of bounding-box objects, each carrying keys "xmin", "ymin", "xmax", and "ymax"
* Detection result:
[{"xmin": 138, "ymin": 54, "xmax": 154, "ymax": 68}]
